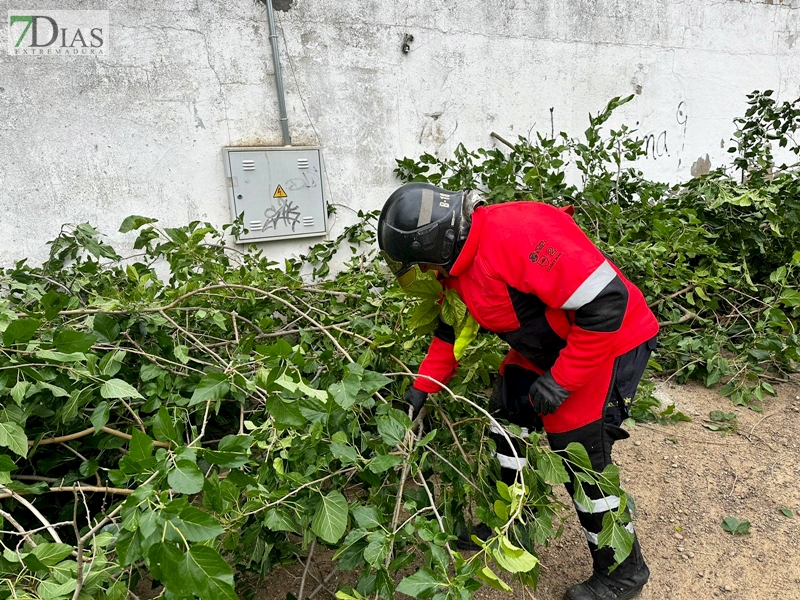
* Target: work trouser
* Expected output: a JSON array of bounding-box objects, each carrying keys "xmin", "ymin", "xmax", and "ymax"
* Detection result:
[{"xmin": 488, "ymin": 336, "xmax": 656, "ymax": 579}]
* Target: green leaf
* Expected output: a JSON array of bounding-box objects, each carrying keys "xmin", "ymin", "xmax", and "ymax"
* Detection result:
[
  {"xmin": 0, "ymin": 454, "xmax": 19, "ymax": 472},
  {"xmin": 29, "ymin": 543, "xmax": 74, "ymax": 567},
  {"xmin": 140, "ymin": 363, "xmax": 166, "ymax": 382},
  {"xmin": 368, "ymin": 454, "xmax": 403, "ymax": 473},
  {"xmin": 476, "ymin": 566, "xmax": 513, "ymax": 592},
  {"xmin": 408, "ymin": 302, "xmax": 441, "ymax": 331},
  {"xmin": 351, "ymin": 506, "xmax": 382, "ymax": 529},
  {"xmin": 168, "ymin": 460, "xmax": 205, "ymax": 495},
  {"xmin": 330, "ymin": 442, "xmax": 359, "ymax": 465},
  {"xmin": 148, "ymin": 542, "xmax": 183, "ymax": 588},
  {"xmin": 377, "ymin": 415, "xmax": 406, "ymax": 447},
  {"xmin": 90, "ymin": 401, "xmax": 110, "ymax": 432},
  {"xmin": 10, "ymin": 381, "xmax": 30, "ymax": 406},
  {"xmin": 93, "ymin": 313, "xmax": 121, "ymax": 343},
  {"xmin": 37, "ymin": 578, "xmax": 77, "ymax": 599},
  {"xmin": 153, "ymin": 406, "xmax": 180, "ymax": 444},
  {"xmin": 178, "ymin": 545, "xmax": 237, "ymax": 600},
  {"xmin": 54, "ymin": 329, "xmax": 97, "ymax": 353},
  {"xmin": 35, "ymin": 349, "xmax": 87, "ymax": 363},
  {"xmin": 101, "ymin": 378, "xmax": 143, "ymax": 400},
  {"xmin": 311, "ymin": 490, "xmax": 349, "ymax": 544},
  {"xmin": 265, "ymin": 397, "xmax": 305, "ymax": 429},
  {"xmin": 721, "ymin": 516, "xmax": 751, "ymax": 535},
  {"xmin": 535, "ymin": 451, "xmax": 570, "ymax": 484},
  {"xmin": 176, "ymin": 506, "xmax": 225, "ymax": 542},
  {"xmin": 597, "ymin": 514, "xmax": 634, "ymax": 564},
  {"xmin": 120, "ymin": 215, "xmax": 158, "ymax": 233},
  {"xmin": 174, "ymin": 344, "xmax": 190, "ymax": 364},
  {"xmin": 492, "ymin": 535, "xmax": 539, "ymax": 573},
  {"xmin": 3, "ymin": 318, "xmax": 40, "ymax": 346},
  {"xmin": 563, "ymin": 442, "xmax": 593, "ymax": 471},
  {"xmin": 0, "ymin": 421, "xmax": 28, "ymax": 458},
  {"xmin": 190, "ymin": 373, "xmax": 230, "ymax": 406},
  {"xmin": 396, "ymin": 568, "xmax": 443, "ymax": 599},
  {"xmin": 264, "ymin": 507, "xmax": 297, "ymax": 533},
  {"xmin": 780, "ymin": 507, "xmax": 793, "ymax": 518},
  {"xmin": 129, "ymin": 429, "xmax": 154, "ymax": 463},
  {"xmin": 328, "ymin": 375, "xmax": 361, "ymax": 409}
]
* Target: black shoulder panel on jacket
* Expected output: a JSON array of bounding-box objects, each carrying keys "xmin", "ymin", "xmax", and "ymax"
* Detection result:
[{"xmin": 574, "ymin": 276, "xmax": 628, "ymax": 332}]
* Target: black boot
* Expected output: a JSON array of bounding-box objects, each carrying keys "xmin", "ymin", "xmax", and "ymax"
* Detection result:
[
  {"xmin": 564, "ymin": 537, "xmax": 649, "ymax": 600},
  {"xmin": 455, "ymin": 522, "xmax": 492, "ymax": 550},
  {"xmin": 564, "ymin": 573, "xmax": 647, "ymax": 600}
]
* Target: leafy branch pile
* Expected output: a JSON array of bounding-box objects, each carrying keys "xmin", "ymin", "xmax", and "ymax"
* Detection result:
[
  {"xmin": 396, "ymin": 91, "xmax": 800, "ymax": 407},
  {"xmin": 0, "ymin": 217, "xmax": 631, "ymax": 600},
  {"xmin": 0, "ymin": 91, "xmax": 797, "ymax": 600}
]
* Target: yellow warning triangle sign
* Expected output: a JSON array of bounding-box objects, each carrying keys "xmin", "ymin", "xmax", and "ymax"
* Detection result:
[{"xmin": 273, "ymin": 185, "xmax": 287, "ymax": 198}]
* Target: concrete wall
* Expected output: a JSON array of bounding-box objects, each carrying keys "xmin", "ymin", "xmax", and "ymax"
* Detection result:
[{"xmin": 1, "ymin": 0, "xmax": 799, "ymax": 267}]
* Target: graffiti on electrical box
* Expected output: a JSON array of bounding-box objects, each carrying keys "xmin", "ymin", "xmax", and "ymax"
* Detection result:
[
  {"xmin": 263, "ymin": 198, "xmax": 301, "ymax": 232},
  {"xmin": 285, "ymin": 166, "xmax": 319, "ymax": 191}
]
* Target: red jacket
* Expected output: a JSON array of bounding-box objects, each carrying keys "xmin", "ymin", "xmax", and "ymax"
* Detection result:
[{"xmin": 414, "ymin": 202, "xmax": 659, "ymax": 396}]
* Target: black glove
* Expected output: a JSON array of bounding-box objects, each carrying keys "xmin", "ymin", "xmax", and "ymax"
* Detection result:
[
  {"xmin": 528, "ymin": 371, "xmax": 570, "ymax": 415},
  {"xmin": 404, "ymin": 387, "xmax": 428, "ymax": 420}
]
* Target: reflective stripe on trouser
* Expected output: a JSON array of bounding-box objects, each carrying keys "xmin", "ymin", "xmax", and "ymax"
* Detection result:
[
  {"xmin": 489, "ymin": 424, "xmax": 528, "ymax": 484},
  {"xmin": 547, "ymin": 418, "xmax": 647, "ymax": 577}
]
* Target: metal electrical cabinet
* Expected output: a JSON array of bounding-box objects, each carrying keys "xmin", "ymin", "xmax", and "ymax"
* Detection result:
[{"xmin": 223, "ymin": 147, "xmax": 328, "ymax": 243}]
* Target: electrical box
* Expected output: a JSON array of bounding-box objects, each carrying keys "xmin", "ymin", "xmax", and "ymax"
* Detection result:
[{"xmin": 223, "ymin": 147, "xmax": 328, "ymax": 243}]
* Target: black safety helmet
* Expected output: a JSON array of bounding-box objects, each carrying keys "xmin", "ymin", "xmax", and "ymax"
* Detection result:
[{"xmin": 378, "ymin": 183, "xmax": 466, "ymax": 287}]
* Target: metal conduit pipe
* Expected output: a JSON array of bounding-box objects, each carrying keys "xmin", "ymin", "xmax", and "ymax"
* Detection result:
[{"xmin": 265, "ymin": 0, "xmax": 291, "ymax": 146}]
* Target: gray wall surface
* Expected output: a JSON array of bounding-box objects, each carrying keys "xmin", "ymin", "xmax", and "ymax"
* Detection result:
[{"xmin": 1, "ymin": 0, "xmax": 799, "ymax": 267}]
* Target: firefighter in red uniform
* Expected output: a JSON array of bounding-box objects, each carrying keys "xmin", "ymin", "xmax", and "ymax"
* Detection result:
[{"xmin": 378, "ymin": 183, "xmax": 659, "ymax": 600}]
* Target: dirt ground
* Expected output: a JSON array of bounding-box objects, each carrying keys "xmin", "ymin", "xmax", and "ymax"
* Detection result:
[{"xmin": 250, "ymin": 377, "xmax": 800, "ymax": 600}]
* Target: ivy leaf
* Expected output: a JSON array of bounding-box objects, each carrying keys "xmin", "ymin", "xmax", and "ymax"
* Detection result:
[
  {"xmin": 54, "ymin": 329, "xmax": 98, "ymax": 353},
  {"xmin": 168, "ymin": 460, "xmax": 205, "ymax": 495},
  {"xmin": 0, "ymin": 422, "xmax": 28, "ymax": 458},
  {"xmin": 190, "ymin": 373, "xmax": 230, "ymax": 406},
  {"xmin": 101, "ymin": 379, "xmax": 143, "ymax": 400},
  {"xmin": 396, "ymin": 568, "xmax": 444, "ymax": 599},
  {"xmin": 178, "ymin": 545, "xmax": 237, "ymax": 600},
  {"xmin": 311, "ymin": 490, "xmax": 349, "ymax": 544},
  {"xmin": 3, "ymin": 318, "xmax": 40, "ymax": 346},
  {"xmin": 93, "ymin": 313, "xmax": 121, "ymax": 343}
]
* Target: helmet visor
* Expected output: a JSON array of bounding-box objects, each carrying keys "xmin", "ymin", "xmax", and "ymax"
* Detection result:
[{"xmin": 380, "ymin": 251, "xmax": 417, "ymax": 288}]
